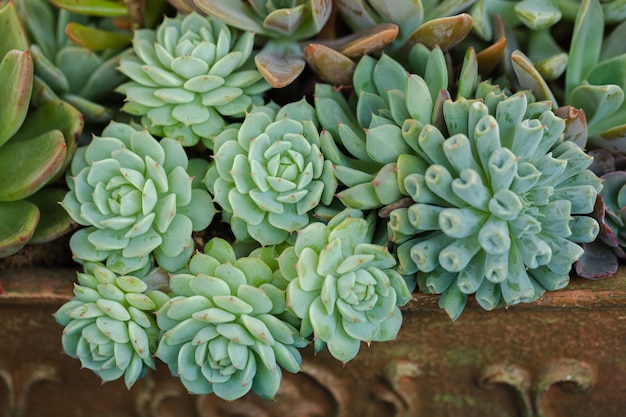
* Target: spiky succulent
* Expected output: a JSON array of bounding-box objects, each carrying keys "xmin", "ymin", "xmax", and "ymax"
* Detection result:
[
  {"xmin": 155, "ymin": 238, "xmax": 308, "ymax": 400},
  {"xmin": 278, "ymin": 208, "xmax": 411, "ymax": 363},
  {"xmin": 315, "ymin": 47, "xmax": 462, "ymax": 211},
  {"xmin": 204, "ymin": 100, "xmax": 337, "ymax": 246},
  {"xmin": 61, "ymin": 122, "xmax": 215, "ymax": 275},
  {"xmin": 54, "ymin": 262, "xmax": 169, "ymax": 388},
  {"xmin": 116, "ymin": 12, "xmax": 270, "ymax": 147}
]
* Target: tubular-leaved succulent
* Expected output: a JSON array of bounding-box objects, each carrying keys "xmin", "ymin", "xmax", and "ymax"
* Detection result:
[
  {"xmin": 117, "ymin": 12, "xmax": 270, "ymax": 147},
  {"xmin": 54, "ymin": 262, "xmax": 169, "ymax": 388},
  {"xmin": 279, "ymin": 208, "xmax": 412, "ymax": 363},
  {"xmin": 204, "ymin": 99, "xmax": 337, "ymax": 246},
  {"xmin": 155, "ymin": 238, "xmax": 308, "ymax": 400},
  {"xmin": 61, "ymin": 122, "xmax": 215, "ymax": 276},
  {"xmin": 388, "ymin": 90, "xmax": 601, "ymax": 320}
]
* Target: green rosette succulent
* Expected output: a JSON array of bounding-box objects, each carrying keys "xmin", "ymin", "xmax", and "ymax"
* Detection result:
[
  {"xmin": 387, "ymin": 90, "xmax": 601, "ymax": 320},
  {"xmin": 278, "ymin": 208, "xmax": 412, "ymax": 363},
  {"xmin": 155, "ymin": 238, "xmax": 308, "ymax": 400},
  {"xmin": 116, "ymin": 12, "xmax": 270, "ymax": 147},
  {"xmin": 54, "ymin": 262, "xmax": 169, "ymax": 388},
  {"xmin": 203, "ymin": 100, "xmax": 337, "ymax": 246},
  {"xmin": 61, "ymin": 121, "xmax": 215, "ymax": 275},
  {"xmin": 15, "ymin": 0, "xmax": 131, "ymax": 125}
]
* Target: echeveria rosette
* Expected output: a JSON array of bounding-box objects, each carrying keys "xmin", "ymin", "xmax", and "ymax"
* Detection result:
[
  {"xmin": 61, "ymin": 121, "xmax": 215, "ymax": 276},
  {"xmin": 279, "ymin": 208, "xmax": 412, "ymax": 363},
  {"xmin": 54, "ymin": 262, "xmax": 169, "ymax": 389},
  {"xmin": 117, "ymin": 12, "xmax": 270, "ymax": 147},
  {"xmin": 204, "ymin": 99, "xmax": 337, "ymax": 246},
  {"xmin": 387, "ymin": 92, "xmax": 602, "ymax": 320},
  {"xmin": 155, "ymin": 238, "xmax": 308, "ymax": 400}
]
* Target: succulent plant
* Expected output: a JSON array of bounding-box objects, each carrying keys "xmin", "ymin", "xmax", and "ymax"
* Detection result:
[
  {"xmin": 315, "ymin": 46, "xmax": 464, "ymax": 211},
  {"xmin": 116, "ymin": 12, "xmax": 270, "ymax": 148},
  {"xmin": 511, "ymin": 0, "xmax": 626, "ymax": 153},
  {"xmin": 61, "ymin": 121, "xmax": 215, "ymax": 275},
  {"xmin": 336, "ymin": 0, "xmax": 474, "ymax": 54},
  {"xmin": 387, "ymin": 91, "xmax": 601, "ymax": 320},
  {"xmin": 14, "ymin": 0, "xmax": 131, "ymax": 126},
  {"xmin": 277, "ymin": 208, "xmax": 411, "ymax": 363},
  {"xmin": 0, "ymin": 1, "xmax": 84, "ymax": 258},
  {"xmin": 50, "ymin": 0, "xmax": 169, "ymax": 42},
  {"xmin": 203, "ymin": 99, "xmax": 337, "ymax": 246},
  {"xmin": 54, "ymin": 262, "xmax": 169, "ymax": 388},
  {"xmin": 155, "ymin": 238, "xmax": 308, "ymax": 400},
  {"xmin": 194, "ymin": 0, "xmax": 332, "ymax": 88}
]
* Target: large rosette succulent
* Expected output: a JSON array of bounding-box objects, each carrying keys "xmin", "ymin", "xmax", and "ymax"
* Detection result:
[
  {"xmin": 61, "ymin": 122, "xmax": 215, "ymax": 275},
  {"xmin": 204, "ymin": 99, "xmax": 337, "ymax": 246},
  {"xmin": 155, "ymin": 238, "xmax": 308, "ymax": 400},
  {"xmin": 54, "ymin": 262, "xmax": 169, "ymax": 388},
  {"xmin": 278, "ymin": 209, "xmax": 412, "ymax": 363},
  {"xmin": 388, "ymin": 91, "xmax": 602, "ymax": 320},
  {"xmin": 117, "ymin": 12, "xmax": 270, "ymax": 147}
]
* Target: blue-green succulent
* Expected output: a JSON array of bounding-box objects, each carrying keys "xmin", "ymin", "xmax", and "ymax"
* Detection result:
[
  {"xmin": 117, "ymin": 12, "xmax": 270, "ymax": 147},
  {"xmin": 54, "ymin": 262, "xmax": 169, "ymax": 388},
  {"xmin": 388, "ymin": 90, "xmax": 602, "ymax": 320},
  {"xmin": 61, "ymin": 122, "xmax": 215, "ymax": 276},
  {"xmin": 278, "ymin": 208, "xmax": 412, "ymax": 363},
  {"xmin": 155, "ymin": 238, "xmax": 308, "ymax": 400},
  {"xmin": 204, "ymin": 99, "xmax": 337, "ymax": 246}
]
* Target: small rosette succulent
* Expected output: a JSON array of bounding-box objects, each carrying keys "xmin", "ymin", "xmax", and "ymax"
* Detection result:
[
  {"xmin": 155, "ymin": 238, "xmax": 308, "ymax": 400},
  {"xmin": 388, "ymin": 90, "xmax": 602, "ymax": 320},
  {"xmin": 117, "ymin": 12, "xmax": 270, "ymax": 147},
  {"xmin": 61, "ymin": 122, "xmax": 215, "ymax": 275},
  {"xmin": 54, "ymin": 262, "xmax": 169, "ymax": 388},
  {"xmin": 204, "ymin": 100, "xmax": 337, "ymax": 246},
  {"xmin": 278, "ymin": 209, "xmax": 412, "ymax": 363}
]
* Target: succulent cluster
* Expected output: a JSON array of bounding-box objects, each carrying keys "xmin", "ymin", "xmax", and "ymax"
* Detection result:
[
  {"xmin": 155, "ymin": 238, "xmax": 308, "ymax": 400},
  {"xmin": 204, "ymin": 100, "xmax": 337, "ymax": 245},
  {"xmin": 16, "ymin": 0, "xmax": 619, "ymax": 404},
  {"xmin": 117, "ymin": 12, "xmax": 270, "ymax": 147},
  {"xmin": 61, "ymin": 122, "xmax": 215, "ymax": 275},
  {"xmin": 54, "ymin": 262, "xmax": 168, "ymax": 388}
]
